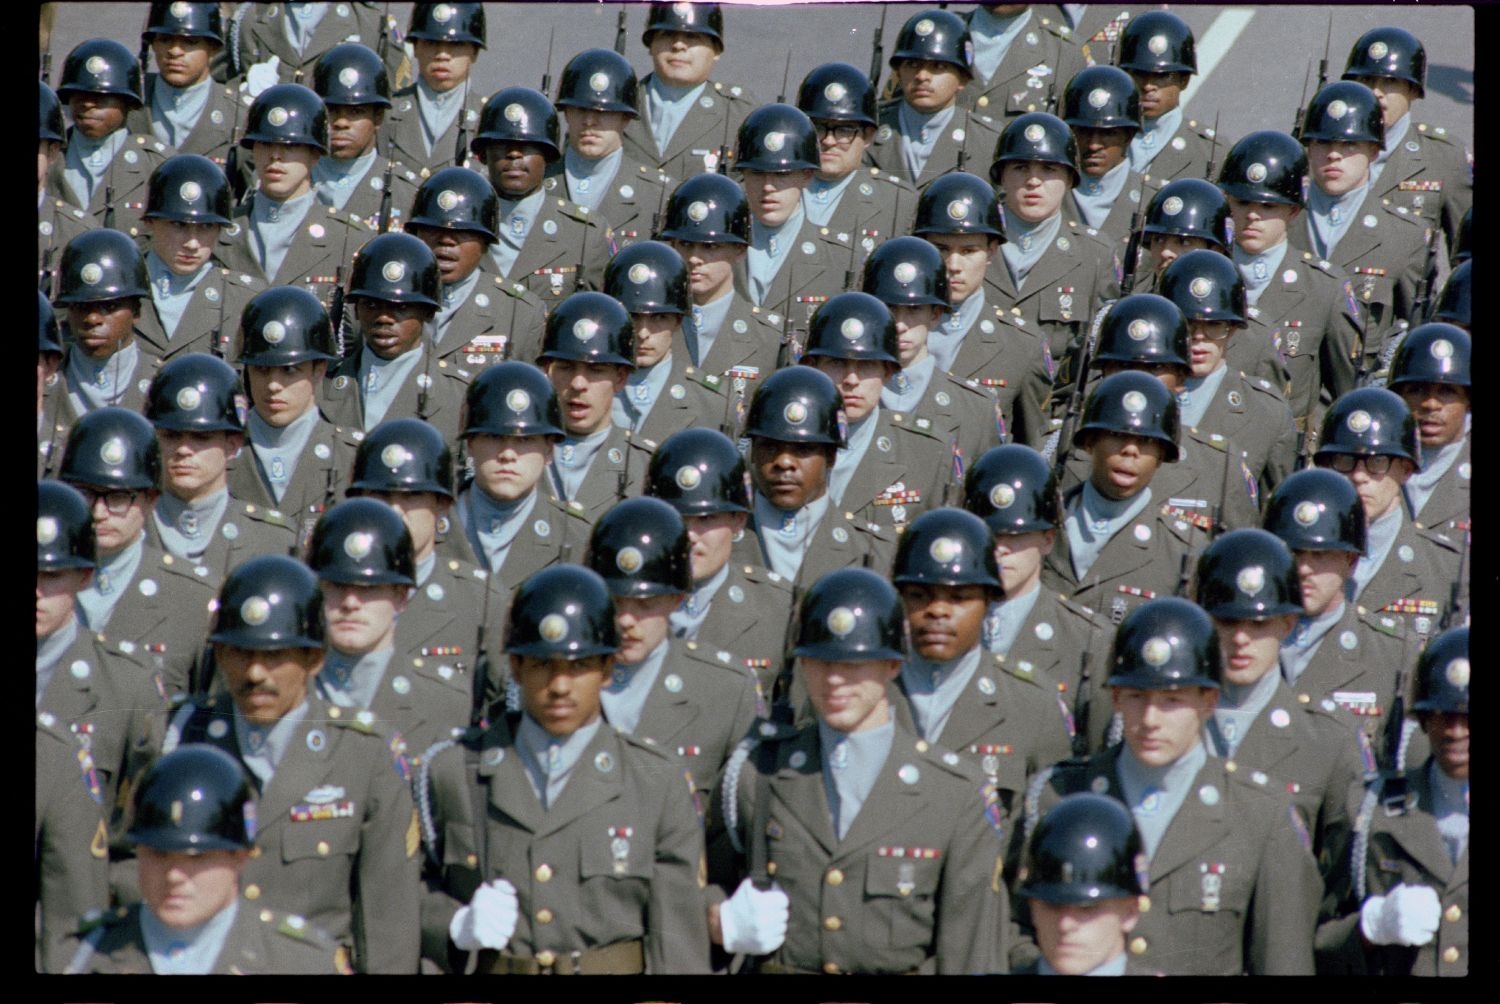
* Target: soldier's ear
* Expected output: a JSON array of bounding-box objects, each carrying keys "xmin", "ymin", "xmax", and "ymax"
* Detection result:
[{"xmin": 1039, "ymin": 529, "xmax": 1057, "ymax": 557}]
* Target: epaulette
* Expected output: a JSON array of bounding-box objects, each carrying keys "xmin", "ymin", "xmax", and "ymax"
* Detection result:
[
  {"xmin": 1300, "ymin": 252, "xmax": 1336, "ymax": 275},
  {"xmin": 869, "ymin": 166, "xmax": 915, "ymax": 191},
  {"xmin": 553, "ymin": 197, "xmax": 600, "ymax": 225},
  {"xmin": 911, "ymin": 735, "xmax": 976, "ymax": 780},
  {"xmin": 889, "ymin": 409, "xmax": 944, "ymax": 441},
  {"xmin": 327, "ymin": 705, "xmax": 378, "ymax": 734},
  {"xmin": 1038, "ymin": 15, "xmax": 1074, "ymax": 40},
  {"xmin": 241, "ymin": 502, "xmax": 290, "ymax": 527},
  {"xmin": 561, "ymin": 497, "xmax": 590, "ymax": 520},
  {"xmin": 684, "ymin": 365, "xmax": 724, "ymax": 392},
  {"xmin": 991, "ymin": 650, "xmax": 1046, "ymax": 688},
  {"xmin": 711, "ymin": 79, "xmax": 750, "ymax": 102},
  {"xmin": 618, "ymin": 727, "xmax": 678, "ymax": 762},
  {"xmin": 1056, "ymin": 592, "xmax": 1103, "ymax": 624},
  {"xmin": 1244, "ymin": 371, "xmax": 1287, "ymax": 401},
  {"xmin": 266, "ymin": 910, "xmax": 318, "ymax": 943},
  {"xmin": 1415, "ymin": 524, "xmax": 1461, "ymax": 553},
  {"xmin": 682, "ymin": 639, "xmax": 748, "ymax": 676},
  {"xmin": 1415, "ymin": 122, "xmax": 1452, "ymax": 143},
  {"xmin": 1355, "ymin": 605, "xmax": 1404, "ymax": 639},
  {"xmin": 1194, "ymin": 429, "xmax": 1231, "ymax": 452}
]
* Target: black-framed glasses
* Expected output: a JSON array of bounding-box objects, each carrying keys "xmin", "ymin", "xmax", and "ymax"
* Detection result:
[
  {"xmin": 74, "ymin": 487, "xmax": 143, "ymax": 515},
  {"xmin": 1317, "ymin": 454, "xmax": 1396, "ymax": 476},
  {"xmin": 814, "ymin": 122, "xmax": 862, "ymax": 143}
]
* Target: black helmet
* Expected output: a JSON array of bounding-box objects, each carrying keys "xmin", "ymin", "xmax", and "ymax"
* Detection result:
[
  {"xmin": 307, "ymin": 497, "xmax": 416, "ymax": 587},
  {"xmin": 142, "ymin": 2, "xmax": 225, "ymax": 46},
  {"xmin": 991, "ymin": 112, "xmax": 1079, "ymax": 186},
  {"xmin": 794, "ymin": 568, "xmax": 907, "ymax": 661},
  {"xmin": 145, "ymin": 354, "xmax": 243, "ymax": 433},
  {"xmin": 1216, "ymin": 130, "xmax": 1308, "ymax": 208},
  {"xmin": 349, "ymin": 418, "xmax": 456, "ymax": 498},
  {"xmin": 912, "ymin": 171, "xmax": 1005, "ymax": 238},
  {"xmin": 539, "ymin": 292, "xmax": 635, "ymax": 367},
  {"xmin": 1061, "ymin": 65, "xmax": 1141, "ymax": 133},
  {"xmin": 505, "ymin": 565, "xmax": 619, "ymax": 660},
  {"xmin": 1159, "ymin": 250, "xmax": 1247, "ymax": 326},
  {"xmin": 735, "ymin": 103, "xmax": 820, "ymax": 173},
  {"xmin": 604, "ymin": 241, "xmax": 690, "ymax": 316},
  {"xmin": 743, "ymin": 365, "xmax": 845, "ymax": 447},
  {"xmin": 38, "ymin": 291, "xmax": 63, "ymax": 356},
  {"xmin": 1315, "ymin": 387, "xmax": 1419, "ymax": 465},
  {"xmin": 408, "ymin": 167, "xmax": 501, "ymax": 244},
  {"xmin": 891, "ymin": 507, "xmax": 1002, "ymax": 590},
  {"xmin": 890, "ymin": 9, "xmax": 972, "ymax": 76},
  {"xmin": 556, "ymin": 48, "xmax": 639, "ymax": 117},
  {"xmin": 1194, "ymin": 528, "xmax": 1303, "ymax": 621},
  {"xmin": 1262, "ymin": 468, "xmax": 1367, "ymax": 556},
  {"xmin": 1343, "ymin": 26, "xmax": 1426, "ymax": 98},
  {"xmin": 646, "ymin": 428, "xmax": 751, "ymax": 515},
  {"xmin": 54, "ymin": 229, "xmax": 150, "ymax": 305},
  {"xmin": 1389, "ymin": 323, "xmax": 1471, "ymax": 390},
  {"xmin": 407, "ymin": 2, "xmax": 487, "ymax": 48},
  {"xmin": 313, "ymin": 43, "xmax": 391, "ymax": 108},
  {"xmin": 1433, "ymin": 260, "xmax": 1470, "ymax": 328},
  {"xmin": 642, "ymin": 2, "xmax": 724, "ymax": 50},
  {"xmin": 1108, "ymin": 596, "xmax": 1221, "ymax": 690},
  {"xmin": 209, "ymin": 554, "xmax": 325, "ymax": 649},
  {"xmin": 37, "ymin": 480, "xmax": 97, "ymax": 571},
  {"xmin": 797, "ymin": 62, "xmax": 878, "ymax": 127},
  {"xmin": 964, "ymin": 444, "xmax": 1060, "ymax": 534},
  {"xmin": 240, "ymin": 83, "xmax": 328, "ymax": 152},
  {"xmin": 1411, "ymin": 626, "xmax": 1469, "ymax": 715},
  {"xmin": 127, "ymin": 745, "xmax": 255, "ymax": 853},
  {"xmin": 461, "ymin": 361, "xmax": 565, "ymax": 441},
  {"xmin": 1074, "ymin": 370, "xmax": 1181, "ymax": 463},
  {"xmin": 144, "ymin": 154, "xmax": 233, "ymax": 225},
  {"xmin": 1021, "ymin": 792, "xmax": 1148, "ymax": 904},
  {"xmin": 1453, "ymin": 208, "xmax": 1471, "ymax": 265},
  {"xmin": 236, "ymin": 286, "xmax": 338, "ymax": 366},
  {"xmin": 804, "ymin": 292, "xmax": 900, "ymax": 366},
  {"xmin": 1094, "ymin": 293, "xmax": 1191, "ymax": 370},
  {"xmin": 60, "ymin": 408, "xmax": 162, "ymax": 492},
  {"xmin": 39, "ymin": 81, "xmax": 66, "ymax": 143},
  {"xmin": 659, "ymin": 173, "xmax": 751, "ymax": 245},
  {"xmin": 1142, "ymin": 178, "xmax": 1230, "ymax": 250},
  {"xmin": 1300, "ymin": 81, "xmax": 1384, "ymax": 146},
  {"xmin": 586, "ymin": 498, "xmax": 693, "ymax": 597},
  {"xmin": 861, "ymin": 236, "xmax": 950, "ymax": 309},
  {"xmin": 57, "ymin": 39, "xmax": 143, "ymax": 106},
  {"xmin": 348, "ymin": 232, "xmax": 441, "ymax": 308},
  {"xmin": 473, "ymin": 86, "xmax": 560, "ymax": 162},
  {"xmin": 1117, "ymin": 11, "xmax": 1196, "ymax": 75}
]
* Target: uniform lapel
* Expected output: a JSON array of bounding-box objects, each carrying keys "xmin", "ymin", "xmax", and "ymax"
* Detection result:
[
  {"xmin": 255, "ymin": 704, "xmax": 339, "ymax": 833},
  {"xmin": 535, "ymin": 726, "xmax": 625, "ymax": 839},
  {"xmin": 935, "ymin": 673, "xmax": 1006, "ymax": 752},
  {"xmin": 631, "ymin": 650, "xmax": 696, "ymax": 748},
  {"xmin": 1228, "ymin": 681, "xmax": 1302, "ymax": 774},
  {"xmin": 769, "ymin": 729, "xmax": 838, "ymax": 857},
  {"xmin": 833, "ymin": 730, "xmax": 929, "ymax": 860},
  {"xmin": 508, "ymin": 198, "xmax": 575, "ymax": 281},
  {"xmin": 484, "ymin": 730, "xmax": 543, "ymax": 834},
  {"xmin": 837, "ymin": 411, "xmax": 908, "ymax": 514},
  {"xmin": 1388, "ymin": 767, "xmax": 1459, "ymax": 885},
  {"xmin": 1147, "ymin": 761, "xmax": 1232, "ymax": 881}
]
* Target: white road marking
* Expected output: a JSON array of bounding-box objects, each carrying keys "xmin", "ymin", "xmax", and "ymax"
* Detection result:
[{"xmin": 1180, "ymin": 8, "xmax": 1258, "ymax": 113}]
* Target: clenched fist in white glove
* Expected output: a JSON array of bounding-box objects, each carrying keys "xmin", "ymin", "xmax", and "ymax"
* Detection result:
[
  {"xmin": 243, "ymin": 56, "xmax": 282, "ymax": 97},
  {"xmin": 1360, "ymin": 883, "xmax": 1442, "ymax": 946},
  {"xmin": 718, "ymin": 877, "xmax": 789, "ymax": 955},
  {"xmin": 449, "ymin": 878, "xmax": 520, "ymax": 952}
]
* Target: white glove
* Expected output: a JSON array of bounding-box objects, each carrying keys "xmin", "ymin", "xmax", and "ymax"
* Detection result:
[
  {"xmin": 448, "ymin": 878, "xmax": 519, "ymax": 952},
  {"xmin": 1359, "ymin": 883, "xmax": 1442, "ymax": 946},
  {"xmin": 243, "ymin": 56, "xmax": 282, "ymax": 97},
  {"xmin": 718, "ymin": 877, "xmax": 789, "ymax": 955}
]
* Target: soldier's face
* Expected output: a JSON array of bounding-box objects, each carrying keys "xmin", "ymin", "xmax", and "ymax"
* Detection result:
[
  {"xmin": 802, "ymin": 657, "xmax": 902, "ymax": 734},
  {"xmin": 741, "ymin": 169, "xmax": 812, "ymax": 227},
  {"xmin": 247, "ymin": 361, "xmax": 325, "ymax": 427},
  {"xmin": 813, "ymin": 119, "xmax": 874, "ymax": 179},
  {"xmin": 1099, "ymin": 359, "xmax": 1185, "ymax": 394},
  {"xmin": 1073, "ymin": 126, "xmax": 1132, "ymax": 178},
  {"xmin": 648, "ymin": 30, "xmax": 720, "ymax": 87},
  {"xmin": 993, "ymin": 529, "xmax": 1055, "ymax": 598},
  {"xmin": 1030, "ymin": 896, "xmax": 1140, "ymax": 975},
  {"xmin": 1398, "ymin": 381, "xmax": 1469, "ymax": 449},
  {"xmin": 1307, "ymin": 140, "xmax": 1378, "ymax": 197},
  {"xmin": 157, "ymin": 429, "xmax": 241, "ymax": 502},
  {"xmin": 684, "ymin": 511, "xmax": 747, "ymax": 581},
  {"xmin": 926, "ymin": 233, "xmax": 997, "ymax": 304},
  {"xmin": 414, "ymin": 39, "xmax": 478, "ymax": 93},
  {"xmin": 1353, "ymin": 75, "xmax": 1419, "ymax": 129},
  {"xmin": 36, "ymin": 568, "xmax": 89, "ymax": 639},
  {"xmin": 1292, "ymin": 548, "xmax": 1358, "ymax": 617},
  {"xmin": 1185, "ymin": 319, "xmax": 1234, "ymax": 377},
  {"xmin": 67, "ymin": 298, "xmax": 138, "ymax": 360},
  {"xmin": 215, "ymin": 643, "xmax": 324, "ymax": 725},
  {"xmin": 1213, "ymin": 614, "xmax": 1298, "ymax": 686},
  {"xmin": 1335, "ymin": 455, "xmax": 1413, "ymax": 523},
  {"xmin": 67, "ymin": 93, "xmax": 127, "ymax": 140},
  {"xmin": 408, "ymin": 223, "xmax": 489, "ymax": 285},
  {"xmin": 467, "ymin": 433, "xmax": 552, "ymax": 501},
  {"xmin": 896, "ymin": 59, "xmax": 967, "ymax": 113},
  {"xmin": 808, "ymin": 356, "xmax": 889, "ymax": 423},
  {"xmin": 1226, "ymin": 196, "xmax": 1299, "ymax": 256},
  {"xmin": 890, "ymin": 303, "xmax": 943, "ymax": 367},
  {"xmin": 1112, "ymin": 685, "xmax": 1216, "ymax": 767},
  {"xmin": 1086, "ymin": 431, "xmax": 1166, "ymax": 500},
  {"xmin": 1144, "ymin": 232, "xmax": 1212, "ymax": 275},
  {"xmin": 355, "ymin": 297, "xmax": 431, "ymax": 360},
  {"xmin": 512, "ymin": 653, "xmax": 609, "ymax": 736},
  {"xmin": 1420, "ymin": 710, "xmax": 1469, "ymax": 780},
  {"xmin": 150, "ymin": 33, "xmax": 216, "ymax": 89},
  {"xmin": 751, "ymin": 438, "xmax": 833, "ymax": 510},
  {"xmin": 322, "ymin": 580, "xmax": 408, "ymax": 655},
  {"xmin": 1000, "ymin": 160, "xmax": 1071, "ymax": 224},
  {"xmin": 356, "ymin": 490, "xmax": 449, "ymax": 562},
  {"xmin": 669, "ymin": 239, "xmax": 743, "ymax": 302},
  {"xmin": 72, "ymin": 483, "xmax": 157, "ymax": 557},
  {"xmin": 326, "ymin": 103, "xmax": 384, "ymax": 159},
  {"xmin": 137, "ymin": 847, "xmax": 247, "ymax": 930},
  {"xmin": 546, "ymin": 358, "xmax": 629, "ymax": 435},
  {"xmin": 253, "ymin": 142, "xmax": 318, "ymax": 201},
  {"xmin": 484, "ymin": 142, "xmax": 549, "ymax": 198},
  {"xmin": 564, "ymin": 106, "xmax": 630, "ymax": 159},
  {"xmin": 630, "ymin": 312, "xmax": 679, "ymax": 369},
  {"xmin": 1127, "ymin": 70, "xmax": 1188, "ymax": 119},
  {"xmin": 901, "ymin": 583, "xmax": 989, "ymax": 661},
  {"xmin": 147, "ymin": 218, "xmax": 222, "ymax": 276},
  {"xmin": 613, "ymin": 592, "xmax": 684, "ymax": 665}
]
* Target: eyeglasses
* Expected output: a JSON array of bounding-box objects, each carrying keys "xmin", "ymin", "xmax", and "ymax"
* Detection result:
[
  {"xmin": 814, "ymin": 122, "xmax": 862, "ymax": 143},
  {"xmin": 1317, "ymin": 454, "xmax": 1396, "ymax": 476},
  {"xmin": 1188, "ymin": 327, "xmax": 1234, "ymax": 343},
  {"xmin": 74, "ymin": 487, "xmax": 143, "ymax": 515}
]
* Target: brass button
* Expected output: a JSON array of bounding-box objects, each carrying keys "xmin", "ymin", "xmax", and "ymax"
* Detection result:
[
  {"xmin": 1297, "ymin": 693, "xmax": 1311, "ymax": 704},
  {"xmin": 1442, "ymin": 946, "xmax": 1460, "ymax": 964},
  {"xmin": 316, "ymin": 840, "xmax": 331, "ymax": 856},
  {"xmin": 914, "ymin": 740, "xmax": 930, "ymax": 753},
  {"xmin": 1224, "ymin": 760, "xmax": 1237, "ymax": 773},
  {"xmin": 535, "ymin": 908, "xmax": 553, "ymax": 925},
  {"xmin": 823, "ymin": 961, "xmax": 841, "ymax": 974},
  {"xmin": 1137, "ymin": 895, "xmax": 1151, "ymax": 913},
  {"xmin": 536, "ymin": 949, "xmax": 557, "ymax": 967},
  {"xmin": 466, "ymin": 854, "xmax": 478, "ymax": 867},
  {"xmin": 1445, "ymin": 904, "xmax": 1462, "ymax": 923},
  {"xmin": 1129, "ymin": 936, "xmax": 1148, "ymax": 955},
  {"xmin": 244, "ymin": 884, "xmax": 261, "ymax": 901},
  {"xmin": 825, "ymin": 868, "xmax": 844, "ymax": 887},
  {"xmin": 823, "ymin": 916, "xmax": 842, "ymax": 931},
  {"xmin": 536, "ymin": 863, "xmax": 553, "ymax": 883},
  {"xmin": 259, "ymin": 909, "xmax": 273, "ymax": 923},
  {"xmin": 767, "ymin": 861, "xmax": 777, "ymax": 875},
  {"xmin": 249, "ymin": 847, "xmax": 263, "ymax": 859}
]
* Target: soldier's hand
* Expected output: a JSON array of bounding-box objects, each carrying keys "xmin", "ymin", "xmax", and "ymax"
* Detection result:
[
  {"xmin": 449, "ymin": 878, "xmax": 520, "ymax": 951},
  {"xmin": 243, "ymin": 56, "xmax": 282, "ymax": 98},
  {"xmin": 1359, "ymin": 883, "xmax": 1442, "ymax": 946},
  {"xmin": 718, "ymin": 878, "xmax": 789, "ymax": 955}
]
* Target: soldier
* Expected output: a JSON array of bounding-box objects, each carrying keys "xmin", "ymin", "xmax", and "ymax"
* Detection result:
[
  {"xmin": 164, "ymin": 555, "xmax": 421, "ymax": 972},
  {"xmin": 63, "ymin": 745, "xmax": 347, "ymax": 975},
  {"xmin": 407, "ymin": 166, "xmax": 547, "ymax": 369},
  {"xmin": 603, "ymin": 240, "xmax": 726, "ymax": 444},
  {"xmin": 704, "ymin": 567, "xmax": 1009, "ymax": 974},
  {"xmin": 912, "ymin": 172, "xmax": 1052, "ymax": 449},
  {"xmin": 647, "ymin": 428, "xmax": 796, "ymax": 695},
  {"xmin": 743, "ymin": 366, "xmax": 895, "ymax": 586},
  {"xmin": 1389, "ymin": 323, "xmax": 1470, "ymax": 536},
  {"xmin": 1432, "ymin": 258, "xmax": 1469, "ymax": 331},
  {"xmin": 1217, "ymin": 129, "xmax": 1362, "ymax": 434},
  {"xmin": 1060, "ymin": 64, "xmax": 1146, "ymax": 249},
  {"xmin": 1342, "ymin": 26, "xmax": 1471, "ymax": 250},
  {"xmin": 35, "ymin": 704, "xmax": 110, "ymax": 972},
  {"xmin": 38, "ymin": 293, "xmax": 67, "ymax": 478},
  {"xmin": 1116, "ymin": 11, "xmax": 1214, "ymax": 182},
  {"xmin": 1020, "ymin": 597, "xmax": 1321, "ymax": 974},
  {"xmin": 231, "ymin": 1, "xmax": 406, "ymax": 93},
  {"xmin": 471, "ymin": 86, "xmax": 611, "ymax": 299},
  {"xmin": 623, "ymin": 1, "xmax": 756, "ymax": 182},
  {"xmin": 128, "ymin": 2, "xmax": 237, "ymax": 169},
  {"xmin": 47, "ymin": 38, "xmax": 171, "ymax": 238},
  {"xmin": 867, "ymin": 10, "xmax": 1001, "ymax": 193},
  {"xmin": 40, "ymin": 81, "xmax": 92, "ymax": 287},
  {"xmin": 58, "ymin": 408, "xmax": 217, "ymax": 697},
  {"xmin": 538, "ymin": 292, "xmax": 652, "ymax": 522},
  {"xmin": 310, "ymin": 43, "xmax": 418, "ymax": 230},
  {"xmin": 555, "ymin": 47, "xmax": 670, "ymax": 251},
  {"xmin": 380, "ymin": 1, "xmax": 485, "ymax": 176},
  {"xmin": 863, "ymin": 235, "xmax": 1000, "ymax": 469},
  {"xmin": 143, "ymin": 354, "xmax": 298, "ymax": 575},
  {"xmin": 416, "ymin": 564, "xmax": 713, "ymax": 974},
  {"xmin": 1040, "ymin": 371, "xmax": 1212, "ymax": 624},
  {"xmin": 1138, "ymin": 176, "xmax": 1231, "ymax": 283},
  {"xmin": 322, "ymin": 231, "xmax": 469, "ymax": 443},
  {"xmin": 955, "ymin": 3, "xmax": 1084, "ymax": 121}
]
